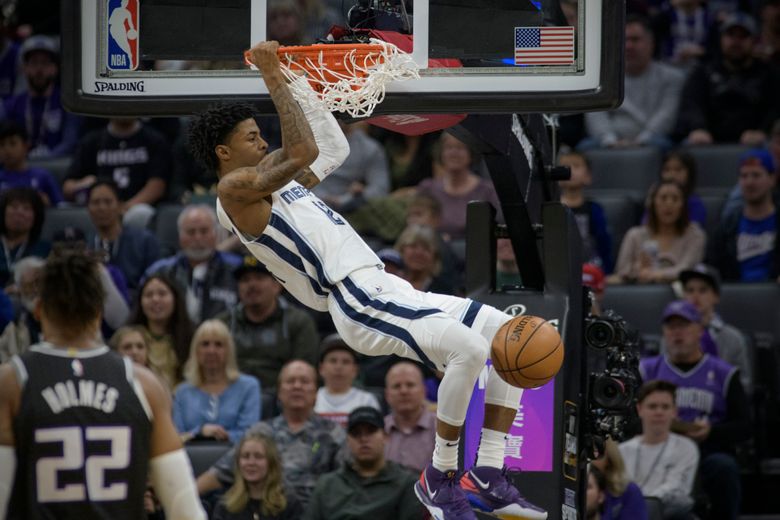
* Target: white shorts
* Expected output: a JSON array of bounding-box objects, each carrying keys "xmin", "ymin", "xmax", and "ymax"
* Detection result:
[{"xmin": 328, "ymin": 267, "xmax": 512, "ymax": 371}]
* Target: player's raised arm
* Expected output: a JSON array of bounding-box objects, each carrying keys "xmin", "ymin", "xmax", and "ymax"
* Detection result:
[{"xmin": 217, "ymin": 41, "xmax": 318, "ymax": 204}]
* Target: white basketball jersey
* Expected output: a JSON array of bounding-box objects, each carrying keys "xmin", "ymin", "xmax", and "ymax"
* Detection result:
[{"xmin": 216, "ymin": 180, "xmax": 382, "ymax": 311}]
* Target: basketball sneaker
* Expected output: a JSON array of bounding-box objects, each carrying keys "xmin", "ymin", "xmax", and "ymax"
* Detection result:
[
  {"xmin": 414, "ymin": 464, "xmax": 477, "ymax": 520},
  {"xmin": 460, "ymin": 466, "xmax": 548, "ymax": 520}
]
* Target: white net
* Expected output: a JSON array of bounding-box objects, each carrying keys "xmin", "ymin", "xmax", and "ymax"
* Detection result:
[{"xmin": 277, "ymin": 39, "xmax": 420, "ymax": 118}]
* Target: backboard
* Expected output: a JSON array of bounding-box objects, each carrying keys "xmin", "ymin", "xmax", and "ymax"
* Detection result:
[{"xmin": 61, "ymin": 0, "xmax": 624, "ymax": 117}]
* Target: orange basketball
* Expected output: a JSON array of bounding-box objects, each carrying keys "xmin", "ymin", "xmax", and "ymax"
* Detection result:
[{"xmin": 491, "ymin": 315, "xmax": 564, "ymax": 389}]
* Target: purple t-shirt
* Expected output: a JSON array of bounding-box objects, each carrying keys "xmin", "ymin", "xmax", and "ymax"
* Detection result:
[
  {"xmin": 417, "ymin": 176, "xmax": 501, "ymax": 240},
  {"xmin": 0, "ymin": 167, "xmax": 63, "ymax": 205}
]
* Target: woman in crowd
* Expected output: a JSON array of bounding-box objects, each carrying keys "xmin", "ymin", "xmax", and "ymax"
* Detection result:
[
  {"xmin": 610, "ymin": 180, "xmax": 706, "ymax": 284},
  {"xmin": 657, "ymin": 150, "xmax": 707, "ymax": 228},
  {"xmin": 212, "ymin": 432, "xmax": 303, "ymax": 520},
  {"xmin": 128, "ymin": 273, "xmax": 193, "ymax": 388},
  {"xmin": 394, "ymin": 224, "xmax": 453, "ymax": 294},
  {"xmin": 0, "ymin": 187, "xmax": 50, "ymax": 288},
  {"xmin": 173, "ymin": 319, "xmax": 260, "ymax": 444},
  {"xmin": 110, "ymin": 325, "xmax": 153, "ymax": 366},
  {"xmin": 591, "ymin": 439, "xmax": 648, "ymax": 520}
]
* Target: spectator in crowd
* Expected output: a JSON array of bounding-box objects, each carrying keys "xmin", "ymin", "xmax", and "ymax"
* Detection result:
[
  {"xmin": 417, "ymin": 132, "xmax": 501, "ymax": 242},
  {"xmin": 4, "ymin": 35, "xmax": 80, "ymax": 159},
  {"xmin": 583, "ymin": 15, "xmax": 685, "ymax": 149},
  {"xmin": 0, "ymin": 121, "xmax": 62, "ymax": 206},
  {"xmin": 0, "ymin": 255, "xmax": 44, "ymax": 362},
  {"xmin": 128, "ymin": 273, "xmax": 194, "ymax": 389},
  {"xmin": 676, "ymin": 13, "xmax": 780, "ymax": 145},
  {"xmin": 373, "ymin": 129, "xmax": 438, "ymax": 191},
  {"xmin": 590, "ymin": 439, "xmax": 648, "ymax": 519},
  {"xmin": 217, "ymin": 255, "xmax": 319, "ymax": 395},
  {"xmin": 174, "ymin": 320, "xmax": 261, "ymax": 444},
  {"xmin": 653, "ymin": 0, "xmax": 712, "ymax": 69},
  {"xmin": 315, "ymin": 334, "xmax": 381, "ymax": 427},
  {"xmin": 496, "ymin": 238, "xmax": 522, "ymax": 288},
  {"xmin": 0, "ymin": 19, "xmax": 21, "ymax": 101},
  {"xmin": 404, "ymin": 193, "xmax": 461, "ymax": 287},
  {"xmin": 303, "ymin": 406, "xmax": 425, "ymax": 520},
  {"xmin": 620, "ymin": 380, "xmax": 699, "ymax": 519},
  {"xmin": 376, "ymin": 248, "xmax": 405, "ymax": 278},
  {"xmin": 678, "ymin": 264, "xmax": 753, "ymax": 392},
  {"xmin": 641, "ymin": 300, "xmax": 751, "ymax": 520},
  {"xmin": 755, "ymin": 0, "xmax": 780, "ymax": 64},
  {"xmin": 610, "ymin": 180, "xmax": 706, "ymax": 284},
  {"xmin": 144, "ymin": 204, "xmax": 241, "ymax": 322},
  {"xmin": 384, "ymin": 361, "xmax": 436, "ymax": 474},
  {"xmin": 63, "ymin": 117, "xmax": 171, "ymax": 227},
  {"xmin": 197, "ymin": 360, "xmax": 347, "ymax": 508},
  {"xmin": 558, "ymin": 150, "xmax": 613, "ymax": 272},
  {"xmin": 212, "ymin": 432, "xmax": 304, "ymax": 520},
  {"xmin": 0, "ymin": 187, "xmax": 49, "ymax": 288},
  {"xmin": 655, "ymin": 150, "xmax": 707, "ymax": 228},
  {"xmin": 394, "ymin": 224, "xmax": 454, "ymax": 294},
  {"xmin": 708, "ymin": 149, "xmax": 779, "ymax": 281},
  {"xmin": 267, "ymin": 0, "xmax": 305, "ymax": 47},
  {"xmin": 312, "ymin": 121, "xmax": 390, "ymax": 214},
  {"xmin": 586, "ymin": 466, "xmax": 607, "ymax": 520},
  {"xmin": 109, "ymin": 324, "xmax": 153, "ymax": 368},
  {"xmin": 86, "ymin": 180, "xmax": 160, "ymax": 291},
  {"xmin": 583, "ymin": 263, "xmax": 606, "ymax": 315}
]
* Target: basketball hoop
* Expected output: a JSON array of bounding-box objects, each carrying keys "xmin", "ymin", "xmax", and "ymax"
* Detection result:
[{"xmin": 244, "ymin": 39, "xmax": 419, "ymax": 118}]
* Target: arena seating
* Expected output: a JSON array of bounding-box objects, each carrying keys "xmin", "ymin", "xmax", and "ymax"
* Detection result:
[
  {"xmin": 185, "ymin": 441, "xmax": 233, "ymax": 477},
  {"xmin": 590, "ymin": 193, "xmax": 642, "ymax": 265},
  {"xmin": 585, "ymin": 147, "xmax": 662, "ymax": 198},
  {"xmin": 150, "ymin": 203, "xmax": 184, "ymax": 257},
  {"xmin": 28, "ymin": 156, "xmax": 72, "ymax": 186},
  {"xmin": 41, "ymin": 206, "xmax": 96, "ymax": 241},
  {"xmin": 684, "ymin": 145, "xmax": 749, "ymax": 191}
]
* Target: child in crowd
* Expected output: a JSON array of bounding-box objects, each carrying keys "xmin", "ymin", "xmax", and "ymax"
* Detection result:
[
  {"xmin": 656, "ymin": 150, "xmax": 707, "ymax": 227},
  {"xmin": 0, "ymin": 121, "xmax": 63, "ymax": 206},
  {"xmin": 558, "ymin": 150, "xmax": 613, "ymax": 273}
]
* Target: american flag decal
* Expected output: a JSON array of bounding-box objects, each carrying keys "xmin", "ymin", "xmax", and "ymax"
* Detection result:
[{"xmin": 514, "ymin": 26, "xmax": 575, "ymax": 65}]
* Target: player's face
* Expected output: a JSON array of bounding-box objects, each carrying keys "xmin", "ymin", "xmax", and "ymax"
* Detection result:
[
  {"xmin": 401, "ymin": 241, "xmax": 435, "ymax": 274},
  {"xmin": 683, "ymin": 279, "xmax": 719, "ymax": 316},
  {"xmin": 347, "ymin": 424, "xmax": 385, "ymax": 464},
  {"xmin": 637, "ymin": 391, "xmax": 676, "ymax": 433},
  {"xmin": 196, "ymin": 333, "xmax": 228, "ymax": 372},
  {"xmin": 140, "ymin": 279, "xmax": 175, "ymax": 323},
  {"xmin": 278, "ymin": 361, "xmax": 317, "ymax": 412},
  {"xmin": 440, "ymin": 134, "xmax": 471, "ymax": 173},
  {"xmin": 4, "ymin": 200, "xmax": 35, "ymax": 235},
  {"xmin": 87, "ymin": 185, "xmax": 122, "ymax": 228},
  {"xmin": 319, "ymin": 350, "xmax": 358, "ymax": 391},
  {"xmin": 385, "ymin": 364, "xmax": 426, "ymax": 415},
  {"xmin": 237, "ymin": 272, "xmax": 281, "ymax": 308},
  {"xmin": 738, "ymin": 165, "xmax": 775, "ymax": 205},
  {"xmin": 225, "ymin": 118, "xmax": 268, "ymax": 167},
  {"xmin": 117, "ymin": 330, "xmax": 149, "ymax": 366},
  {"xmin": 652, "ymin": 184, "xmax": 684, "ymax": 226},
  {"xmin": 0, "ymin": 136, "xmax": 28, "ymax": 167},
  {"xmin": 238, "ymin": 439, "xmax": 269, "ymax": 484},
  {"xmin": 662, "ymin": 317, "xmax": 703, "ymax": 357}
]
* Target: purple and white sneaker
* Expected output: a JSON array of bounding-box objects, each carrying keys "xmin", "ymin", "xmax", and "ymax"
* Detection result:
[
  {"xmin": 460, "ymin": 466, "xmax": 548, "ymax": 520},
  {"xmin": 415, "ymin": 464, "xmax": 477, "ymax": 520}
]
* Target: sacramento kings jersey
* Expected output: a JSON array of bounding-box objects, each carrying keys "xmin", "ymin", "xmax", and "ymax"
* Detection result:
[
  {"xmin": 7, "ymin": 343, "xmax": 152, "ymax": 520},
  {"xmin": 216, "ymin": 180, "xmax": 383, "ymax": 312}
]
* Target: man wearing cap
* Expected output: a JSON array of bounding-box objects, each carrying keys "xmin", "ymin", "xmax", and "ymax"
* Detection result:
[
  {"xmin": 4, "ymin": 35, "xmax": 81, "ymax": 158},
  {"xmin": 707, "ymin": 149, "xmax": 779, "ymax": 282},
  {"xmin": 315, "ymin": 334, "xmax": 381, "ymax": 427},
  {"xmin": 676, "ymin": 13, "xmax": 780, "ymax": 145},
  {"xmin": 216, "ymin": 255, "xmax": 319, "ymax": 394},
  {"xmin": 303, "ymin": 406, "xmax": 424, "ymax": 520},
  {"xmin": 677, "ymin": 264, "xmax": 752, "ymax": 393},
  {"xmin": 641, "ymin": 300, "xmax": 750, "ymax": 520}
]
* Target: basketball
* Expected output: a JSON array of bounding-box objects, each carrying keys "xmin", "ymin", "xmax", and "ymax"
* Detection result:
[
  {"xmin": 127, "ymin": 29, "xmax": 138, "ymax": 40},
  {"xmin": 491, "ymin": 315, "xmax": 564, "ymax": 389}
]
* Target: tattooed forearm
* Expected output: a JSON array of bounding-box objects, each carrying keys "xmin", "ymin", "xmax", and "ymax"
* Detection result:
[
  {"xmin": 294, "ymin": 168, "xmax": 321, "ymax": 188},
  {"xmin": 266, "ymin": 80, "xmax": 316, "ymax": 160}
]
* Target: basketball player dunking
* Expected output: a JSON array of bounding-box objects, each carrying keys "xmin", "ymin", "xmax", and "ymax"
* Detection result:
[
  {"xmin": 0, "ymin": 252, "xmax": 206, "ymax": 520},
  {"xmin": 189, "ymin": 40, "xmax": 547, "ymax": 520}
]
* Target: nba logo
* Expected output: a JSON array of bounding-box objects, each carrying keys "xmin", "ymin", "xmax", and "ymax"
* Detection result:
[{"xmin": 107, "ymin": 0, "xmax": 139, "ymax": 70}]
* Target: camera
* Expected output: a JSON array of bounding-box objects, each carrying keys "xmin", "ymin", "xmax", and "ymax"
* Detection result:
[
  {"xmin": 583, "ymin": 311, "xmax": 642, "ymax": 460},
  {"xmin": 346, "ymin": 0, "xmax": 413, "ymax": 34}
]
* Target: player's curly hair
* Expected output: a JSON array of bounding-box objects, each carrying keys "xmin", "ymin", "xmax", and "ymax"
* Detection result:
[
  {"xmin": 187, "ymin": 102, "xmax": 259, "ymax": 173},
  {"xmin": 40, "ymin": 251, "xmax": 103, "ymax": 336}
]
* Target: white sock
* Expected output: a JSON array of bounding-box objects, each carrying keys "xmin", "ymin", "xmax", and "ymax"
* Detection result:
[
  {"xmin": 476, "ymin": 428, "xmax": 506, "ymax": 469},
  {"xmin": 432, "ymin": 433, "xmax": 459, "ymax": 472}
]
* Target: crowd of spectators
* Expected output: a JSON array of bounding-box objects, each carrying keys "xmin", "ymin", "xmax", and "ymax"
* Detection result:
[{"xmin": 0, "ymin": 0, "xmax": 779, "ymax": 519}]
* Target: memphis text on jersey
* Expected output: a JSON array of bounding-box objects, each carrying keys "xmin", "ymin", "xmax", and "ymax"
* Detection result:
[{"xmin": 41, "ymin": 379, "xmax": 120, "ymax": 414}]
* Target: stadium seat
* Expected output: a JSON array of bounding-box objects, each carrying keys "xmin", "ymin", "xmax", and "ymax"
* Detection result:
[
  {"xmin": 28, "ymin": 156, "xmax": 72, "ymax": 185},
  {"xmin": 600, "ymin": 284, "xmax": 676, "ymax": 338},
  {"xmin": 590, "ymin": 194, "xmax": 642, "ymax": 267},
  {"xmin": 718, "ymin": 283, "xmax": 780, "ymax": 344},
  {"xmin": 644, "ymin": 496, "xmax": 663, "ymax": 520},
  {"xmin": 150, "ymin": 204, "xmax": 184, "ymax": 257},
  {"xmin": 41, "ymin": 206, "xmax": 96, "ymax": 241},
  {"xmin": 584, "ymin": 147, "xmax": 662, "ymax": 196},
  {"xmin": 185, "ymin": 441, "xmax": 233, "ymax": 477},
  {"xmin": 698, "ymin": 192, "xmax": 727, "ymax": 235},
  {"xmin": 684, "ymin": 144, "xmax": 749, "ymax": 190}
]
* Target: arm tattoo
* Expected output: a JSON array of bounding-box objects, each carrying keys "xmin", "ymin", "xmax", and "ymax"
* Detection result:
[
  {"xmin": 294, "ymin": 168, "xmax": 321, "ymax": 189},
  {"xmin": 267, "ymin": 81, "xmax": 316, "ymax": 158}
]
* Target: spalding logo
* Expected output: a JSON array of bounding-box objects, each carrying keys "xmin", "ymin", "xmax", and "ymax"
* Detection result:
[
  {"xmin": 503, "ymin": 304, "xmax": 527, "ymax": 317},
  {"xmin": 509, "ymin": 316, "xmax": 536, "ymax": 342}
]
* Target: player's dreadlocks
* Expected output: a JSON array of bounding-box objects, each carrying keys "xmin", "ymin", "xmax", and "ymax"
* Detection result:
[{"xmin": 188, "ymin": 103, "xmax": 259, "ymax": 173}]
